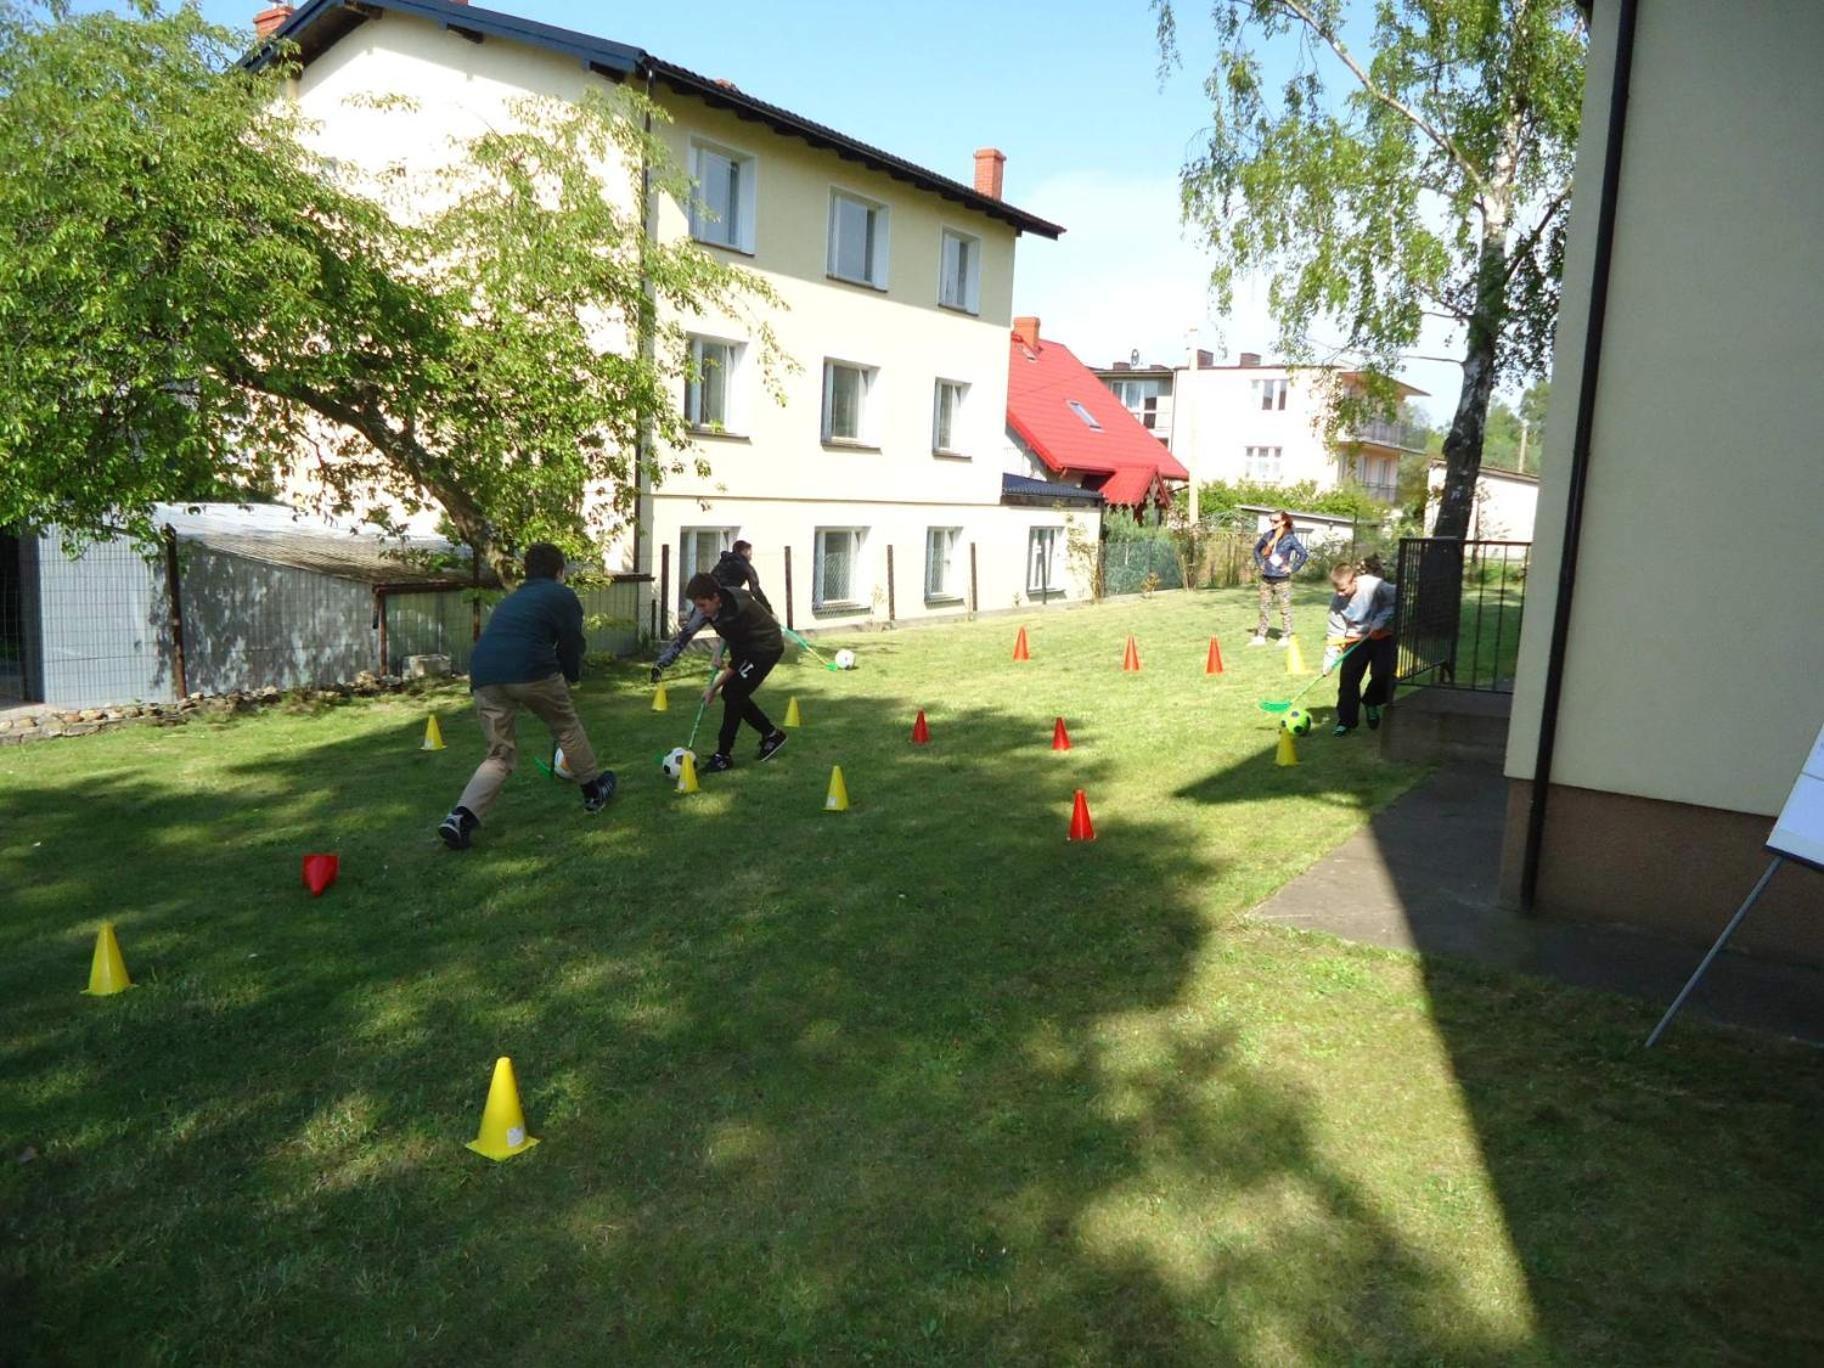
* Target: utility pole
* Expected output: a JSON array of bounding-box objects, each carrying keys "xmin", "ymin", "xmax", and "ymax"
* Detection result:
[{"xmin": 1517, "ymin": 420, "xmax": 1530, "ymax": 474}]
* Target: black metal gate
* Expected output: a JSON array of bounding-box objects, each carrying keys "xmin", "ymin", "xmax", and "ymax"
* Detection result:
[{"xmin": 1392, "ymin": 538, "xmax": 1530, "ymax": 693}]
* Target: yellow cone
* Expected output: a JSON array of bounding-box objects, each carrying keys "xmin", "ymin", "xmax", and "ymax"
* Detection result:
[
  {"xmin": 466, "ymin": 1056, "xmax": 540, "ymax": 1161},
  {"xmin": 421, "ymin": 714, "xmax": 446, "ymax": 751},
  {"xmin": 783, "ymin": 697, "xmax": 803, "ymax": 728},
  {"xmin": 676, "ymin": 749, "xmax": 700, "ymax": 794},
  {"xmin": 1285, "ymin": 637, "xmax": 1311, "ymax": 675},
  {"xmin": 824, "ymin": 765, "xmax": 850, "ymax": 812},
  {"xmin": 651, "ymin": 683, "xmax": 669, "ymax": 712},
  {"xmin": 1275, "ymin": 730, "xmax": 1299, "ymax": 767},
  {"xmin": 83, "ymin": 923, "xmax": 134, "ymax": 996}
]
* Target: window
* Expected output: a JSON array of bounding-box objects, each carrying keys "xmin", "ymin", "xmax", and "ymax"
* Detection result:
[
  {"xmin": 925, "ymin": 527, "xmax": 962, "ymax": 601},
  {"xmin": 938, "ymin": 229, "xmax": 981, "ymax": 313},
  {"xmin": 1245, "ymin": 445, "xmax": 1283, "ymax": 481},
  {"xmin": 684, "ymin": 336, "xmax": 741, "ymax": 431},
  {"xmin": 813, "ymin": 527, "xmax": 866, "ymax": 609},
  {"xmin": 828, "ymin": 190, "xmax": 889, "ymax": 288},
  {"xmin": 689, "ymin": 141, "xmax": 756, "ymax": 253},
  {"xmin": 679, "ymin": 527, "xmax": 737, "ymax": 608},
  {"xmin": 932, "ymin": 380, "xmax": 968, "ymax": 454},
  {"xmin": 1066, "ymin": 399, "xmax": 1102, "ymax": 431},
  {"xmin": 1027, "ymin": 526, "xmax": 1062, "ymax": 596},
  {"xmin": 1251, "ymin": 378, "xmax": 1288, "ymax": 411},
  {"xmin": 822, "ymin": 360, "xmax": 876, "ymax": 444},
  {"xmin": 1109, "ymin": 378, "xmax": 1165, "ymax": 431}
]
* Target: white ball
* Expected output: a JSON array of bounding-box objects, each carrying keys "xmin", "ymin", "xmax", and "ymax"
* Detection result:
[
  {"xmin": 662, "ymin": 746, "xmax": 693, "ymax": 780},
  {"xmin": 834, "ymin": 649, "xmax": 857, "ymax": 670},
  {"xmin": 553, "ymin": 747, "xmax": 576, "ymax": 781}
]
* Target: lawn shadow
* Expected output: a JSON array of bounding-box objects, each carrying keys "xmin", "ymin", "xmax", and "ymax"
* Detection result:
[{"xmin": 0, "ymin": 683, "xmax": 1532, "ymax": 1363}]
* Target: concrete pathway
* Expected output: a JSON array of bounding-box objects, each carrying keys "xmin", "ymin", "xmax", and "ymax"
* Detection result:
[{"xmin": 1250, "ymin": 763, "xmax": 1824, "ymax": 1045}]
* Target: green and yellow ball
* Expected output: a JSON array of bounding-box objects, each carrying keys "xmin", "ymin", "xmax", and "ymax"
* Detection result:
[{"xmin": 1283, "ymin": 707, "xmax": 1314, "ymax": 736}]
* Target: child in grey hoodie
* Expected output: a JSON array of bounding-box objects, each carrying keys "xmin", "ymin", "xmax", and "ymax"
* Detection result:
[{"xmin": 1326, "ymin": 561, "xmax": 1397, "ymax": 736}]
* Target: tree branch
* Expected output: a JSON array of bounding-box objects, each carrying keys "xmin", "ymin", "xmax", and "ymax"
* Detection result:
[
  {"xmin": 1272, "ymin": 0, "xmax": 1491, "ymax": 197},
  {"xmin": 1501, "ymin": 180, "xmax": 1573, "ymax": 283}
]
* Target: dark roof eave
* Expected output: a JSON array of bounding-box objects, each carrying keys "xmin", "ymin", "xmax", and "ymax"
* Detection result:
[{"xmin": 248, "ymin": 0, "xmax": 1063, "ymax": 240}]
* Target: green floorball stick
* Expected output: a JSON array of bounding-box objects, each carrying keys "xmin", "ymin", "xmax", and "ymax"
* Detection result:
[
  {"xmin": 655, "ymin": 662, "xmax": 719, "ymax": 764},
  {"xmin": 783, "ymin": 627, "xmax": 841, "ymax": 671},
  {"xmin": 1258, "ymin": 638, "xmax": 1367, "ymax": 714}
]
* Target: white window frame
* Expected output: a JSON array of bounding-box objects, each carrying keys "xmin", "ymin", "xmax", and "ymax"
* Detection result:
[
  {"xmin": 688, "ymin": 139, "xmax": 757, "ymax": 255},
  {"xmin": 924, "ymin": 526, "xmax": 963, "ymax": 602},
  {"xmin": 932, "ymin": 379, "xmax": 969, "ymax": 456},
  {"xmin": 684, "ymin": 334, "xmax": 744, "ymax": 433},
  {"xmin": 822, "ymin": 359, "xmax": 878, "ymax": 445},
  {"xmin": 678, "ymin": 526, "xmax": 738, "ymax": 609},
  {"xmin": 937, "ymin": 226, "xmax": 982, "ymax": 314},
  {"xmin": 1066, "ymin": 399, "xmax": 1102, "ymax": 431},
  {"xmin": 1251, "ymin": 377, "xmax": 1288, "ymax": 412},
  {"xmin": 812, "ymin": 527, "xmax": 867, "ymax": 610},
  {"xmin": 827, "ymin": 188, "xmax": 890, "ymax": 289},
  {"xmin": 1027, "ymin": 526, "xmax": 1062, "ymax": 597},
  {"xmin": 1245, "ymin": 445, "xmax": 1283, "ymax": 482}
]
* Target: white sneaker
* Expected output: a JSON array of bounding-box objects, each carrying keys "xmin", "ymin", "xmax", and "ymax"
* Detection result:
[
  {"xmin": 1248, "ymin": 634, "xmax": 1268, "ymax": 647},
  {"xmin": 1275, "ymin": 636, "xmax": 1291, "ymax": 648}
]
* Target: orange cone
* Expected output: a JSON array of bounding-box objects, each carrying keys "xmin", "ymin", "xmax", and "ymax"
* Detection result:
[
  {"xmin": 1012, "ymin": 626, "xmax": 1031, "ymax": 661},
  {"xmin": 301, "ymin": 853, "xmax": 339, "ymax": 897},
  {"xmin": 1122, "ymin": 635, "xmax": 1141, "ymax": 672},
  {"xmin": 910, "ymin": 710, "xmax": 931, "ymax": 745},
  {"xmin": 1051, "ymin": 717, "xmax": 1072, "ymax": 752},
  {"xmin": 1206, "ymin": 636, "xmax": 1225, "ymax": 675},
  {"xmin": 1067, "ymin": 789, "xmax": 1096, "ymax": 842}
]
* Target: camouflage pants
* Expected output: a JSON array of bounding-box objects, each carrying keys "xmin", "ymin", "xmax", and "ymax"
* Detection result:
[{"xmin": 1256, "ymin": 578, "xmax": 1294, "ymax": 637}]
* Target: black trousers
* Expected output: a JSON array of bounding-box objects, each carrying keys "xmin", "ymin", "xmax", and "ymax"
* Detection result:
[
  {"xmin": 1336, "ymin": 635, "xmax": 1396, "ymax": 727},
  {"xmin": 717, "ymin": 652, "xmax": 780, "ymax": 755}
]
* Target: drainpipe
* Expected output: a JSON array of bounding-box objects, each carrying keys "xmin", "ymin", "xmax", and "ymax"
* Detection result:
[
  {"xmin": 1520, "ymin": 0, "xmax": 1639, "ymax": 911},
  {"xmin": 632, "ymin": 67, "xmax": 657, "ymax": 585}
]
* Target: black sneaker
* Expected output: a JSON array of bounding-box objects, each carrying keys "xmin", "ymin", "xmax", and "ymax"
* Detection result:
[
  {"xmin": 701, "ymin": 753, "xmax": 734, "ymax": 773},
  {"xmin": 439, "ymin": 806, "xmax": 478, "ymax": 851},
  {"xmin": 1332, "ymin": 724, "xmax": 1354, "ymax": 738},
  {"xmin": 756, "ymin": 729, "xmax": 788, "ymax": 762},
  {"xmin": 581, "ymin": 771, "xmax": 618, "ymax": 813},
  {"xmin": 1365, "ymin": 704, "xmax": 1383, "ymax": 731}
]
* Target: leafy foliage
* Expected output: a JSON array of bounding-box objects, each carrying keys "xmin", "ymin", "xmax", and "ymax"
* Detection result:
[
  {"xmin": 0, "ymin": 2, "xmax": 782, "ymax": 579},
  {"xmin": 1156, "ymin": 0, "xmax": 1585, "ymax": 539}
]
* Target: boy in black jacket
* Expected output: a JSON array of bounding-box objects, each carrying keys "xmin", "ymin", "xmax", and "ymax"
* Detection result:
[
  {"xmin": 438, "ymin": 543, "xmax": 616, "ymax": 850},
  {"xmin": 652, "ymin": 572, "xmax": 787, "ymax": 772}
]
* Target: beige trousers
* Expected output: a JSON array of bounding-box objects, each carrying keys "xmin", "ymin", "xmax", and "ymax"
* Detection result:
[{"xmin": 455, "ymin": 676, "xmax": 601, "ymax": 820}]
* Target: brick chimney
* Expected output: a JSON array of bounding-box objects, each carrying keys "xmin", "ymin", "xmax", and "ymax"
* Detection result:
[
  {"xmin": 974, "ymin": 148, "xmax": 1006, "ymax": 200},
  {"xmin": 1238, "ymin": 351, "xmax": 1261, "ymax": 367},
  {"xmin": 1197, "ymin": 349, "xmax": 1216, "ymax": 369},
  {"xmin": 253, "ymin": 4, "xmax": 294, "ymax": 38},
  {"xmin": 1012, "ymin": 316, "xmax": 1040, "ymax": 351}
]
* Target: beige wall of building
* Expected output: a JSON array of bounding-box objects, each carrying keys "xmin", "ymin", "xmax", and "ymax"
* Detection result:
[
  {"xmin": 1425, "ymin": 463, "xmax": 1539, "ymax": 542},
  {"xmin": 1501, "ymin": 0, "xmax": 1824, "ymax": 958}
]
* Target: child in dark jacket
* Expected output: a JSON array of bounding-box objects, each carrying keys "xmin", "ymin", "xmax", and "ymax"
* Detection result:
[
  {"xmin": 653, "ymin": 573, "xmax": 788, "ymax": 772},
  {"xmin": 439, "ymin": 543, "xmax": 616, "ymax": 850},
  {"xmin": 1326, "ymin": 561, "xmax": 1397, "ymax": 736}
]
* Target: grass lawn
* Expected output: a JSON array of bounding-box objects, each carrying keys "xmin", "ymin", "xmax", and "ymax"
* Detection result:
[{"xmin": 2, "ymin": 588, "xmax": 1820, "ymax": 1364}]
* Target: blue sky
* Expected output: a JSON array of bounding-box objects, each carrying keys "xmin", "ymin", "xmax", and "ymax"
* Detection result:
[{"xmin": 180, "ymin": 0, "xmax": 1464, "ymax": 420}]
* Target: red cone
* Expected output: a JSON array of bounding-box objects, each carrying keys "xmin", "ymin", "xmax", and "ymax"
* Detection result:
[
  {"xmin": 1206, "ymin": 636, "xmax": 1225, "ymax": 675},
  {"xmin": 301, "ymin": 853, "xmax": 339, "ymax": 897},
  {"xmin": 1051, "ymin": 717, "xmax": 1072, "ymax": 752},
  {"xmin": 1067, "ymin": 789, "xmax": 1096, "ymax": 842},
  {"xmin": 1122, "ymin": 635, "xmax": 1141, "ymax": 672},
  {"xmin": 1012, "ymin": 626, "xmax": 1031, "ymax": 661},
  {"xmin": 911, "ymin": 709, "xmax": 931, "ymax": 744}
]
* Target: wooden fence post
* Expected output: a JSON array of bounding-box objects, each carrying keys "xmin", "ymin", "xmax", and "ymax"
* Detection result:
[
  {"xmin": 969, "ymin": 542, "xmax": 979, "ymax": 619},
  {"xmin": 161, "ymin": 526, "xmax": 188, "ymax": 698},
  {"xmin": 658, "ymin": 542, "xmax": 671, "ymax": 638},
  {"xmin": 885, "ymin": 544, "xmax": 896, "ymax": 623},
  {"xmin": 783, "ymin": 545, "xmax": 795, "ymax": 631}
]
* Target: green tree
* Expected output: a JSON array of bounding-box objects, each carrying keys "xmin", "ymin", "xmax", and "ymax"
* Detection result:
[
  {"xmin": 0, "ymin": 2, "xmax": 781, "ymax": 581},
  {"xmin": 1156, "ymin": 0, "xmax": 1584, "ymax": 540}
]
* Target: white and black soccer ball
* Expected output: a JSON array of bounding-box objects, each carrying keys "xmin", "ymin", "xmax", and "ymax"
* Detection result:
[
  {"xmin": 661, "ymin": 746, "xmax": 694, "ymax": 780},
  {"xmin": 834, "ymin": 649, "xmax": 857, "ymax": 671},
  {"xmin": 552, "ymin": 747, "xmax": 577, "ymax": 781}
]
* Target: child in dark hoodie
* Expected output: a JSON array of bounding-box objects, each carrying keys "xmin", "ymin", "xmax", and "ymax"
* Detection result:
[{"xmin": 652, "ymin": 572, "xmax": 788, "ymax": 772}]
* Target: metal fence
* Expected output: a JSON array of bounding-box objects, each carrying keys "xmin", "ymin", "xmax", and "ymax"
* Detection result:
[
  {"xmin": 1101, "ymin": 539, "xmax": 1186, "ymax": 596},
  {"xmin": 1393, "ymin": 538, "xmax": 1530, "ymax": 693},
  {"xmin": 380, "ymin": 578, "xmax": 644, "ymax": 675}
]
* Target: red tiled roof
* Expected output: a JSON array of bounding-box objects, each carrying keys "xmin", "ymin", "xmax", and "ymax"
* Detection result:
[{"xmin": 1006, "ymin": 332, "xmax": 1188, "ymax": 506}]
